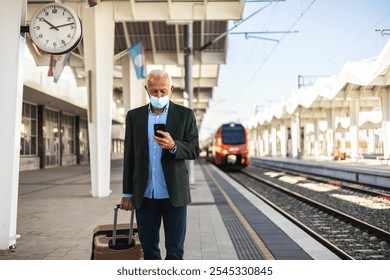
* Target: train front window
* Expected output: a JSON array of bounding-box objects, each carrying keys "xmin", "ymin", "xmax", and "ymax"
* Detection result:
[{"xmin": 221, "ymin": 126, "xmax": 245, "ymax": 145}]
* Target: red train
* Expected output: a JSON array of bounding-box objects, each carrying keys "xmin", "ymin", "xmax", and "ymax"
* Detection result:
[{"xmin": 203, "ymin": 122, "xmax": 250, "ymax": 170}]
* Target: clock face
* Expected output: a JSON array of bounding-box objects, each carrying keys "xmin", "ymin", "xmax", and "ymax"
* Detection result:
[{"xmin": 30, "ymin": 4, "xmax": 82, "ymax": 54}]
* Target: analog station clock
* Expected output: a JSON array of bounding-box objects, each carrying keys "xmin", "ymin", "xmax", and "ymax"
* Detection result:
[{"xmin": 29, "ymin": 3, "xmax": 83, "ymax": 54}]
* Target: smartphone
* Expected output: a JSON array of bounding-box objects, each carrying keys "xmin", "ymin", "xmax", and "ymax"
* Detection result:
[{"xmin": 154, "ymin": 123, "xmax": 166, "ymax": 138}]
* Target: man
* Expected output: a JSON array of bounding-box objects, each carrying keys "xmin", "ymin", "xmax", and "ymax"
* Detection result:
[{"xmin": 120, "ymin": 69, "xmax": 200, "ymax": 260}]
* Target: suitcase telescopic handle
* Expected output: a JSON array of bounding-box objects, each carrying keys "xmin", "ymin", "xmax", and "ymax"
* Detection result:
[{"xmin": 112, "ymin": 204, "xmax": 134, "ymax": 246}]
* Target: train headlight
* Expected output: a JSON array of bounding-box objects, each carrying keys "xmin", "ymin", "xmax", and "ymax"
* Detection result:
[{"xmin": 222, "ymin": 149, "xmax": 228, "ymax": 154}]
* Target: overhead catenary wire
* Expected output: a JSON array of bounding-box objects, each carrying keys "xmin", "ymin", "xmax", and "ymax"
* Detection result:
[
  {"xmin": 234, "ymin": 2, "xmax": 281, "ymax": 84},
  {"xmin": 226, "ymin": 0, "xmax": 317, "ymax": 113},
  {"xmin": 199, "ymin": 2, "xmax": 273, "ymax": 51},
  {"xmin": 376, "ymin": 29, "xmax": 390, "ymax": 36},
  {"xmin": 246, "ymin": 0, "xmax": 318, "ymax": 85},
  {"xmin": 202, "ymin": 1, "xmax": 390, "ymax": 140},
  {"xmin": 205, "ymin": 1, "xmax": 318, "ymax": 128}
]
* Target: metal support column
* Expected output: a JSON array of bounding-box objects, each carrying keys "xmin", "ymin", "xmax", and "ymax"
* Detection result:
[{"xmin": 184, "ymin": 23, "xmax": 195, "ymax": 184}]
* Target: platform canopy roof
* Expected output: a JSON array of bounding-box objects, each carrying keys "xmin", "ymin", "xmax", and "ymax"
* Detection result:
[
  {"xmin": 25, "ymin": 0, "xmax": 246, "ymax": 127},
  {"xmin": 245, "ymin": 38, "xmax": 390, "ymax": 130}
]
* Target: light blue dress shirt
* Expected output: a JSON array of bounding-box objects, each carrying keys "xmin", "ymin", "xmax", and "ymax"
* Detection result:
[{"xmin": 123, "ymin": 103, "xmax": 171, "ymax": 199}]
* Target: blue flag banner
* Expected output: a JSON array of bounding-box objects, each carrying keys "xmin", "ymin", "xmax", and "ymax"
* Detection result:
[
  {"xmin": 50, "ymin": 52, "xmax": 71, "ymax": 83},
  {"xmin": 128, "ymin": 42, "xmax": 147, "ymax": 79},
  {"xmin": 88, "ymin": 0, "xmax": 99, "ymax": 7}
]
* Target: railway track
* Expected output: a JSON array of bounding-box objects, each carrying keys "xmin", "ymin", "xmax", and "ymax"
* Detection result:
[{"xmin": 227, "ymin": 166, "xmax": 390, "ymax": 260}]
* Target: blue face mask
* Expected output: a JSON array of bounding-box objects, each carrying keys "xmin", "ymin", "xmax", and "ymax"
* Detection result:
[{"xmin": 150, "ymin": 95, "xmax": 169, "ymax": 109}]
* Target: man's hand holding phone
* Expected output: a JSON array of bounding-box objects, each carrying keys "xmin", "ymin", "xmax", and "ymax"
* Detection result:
[{"xmin": 153, "ymin": 123, "xmax": 175, "ymax": 150}]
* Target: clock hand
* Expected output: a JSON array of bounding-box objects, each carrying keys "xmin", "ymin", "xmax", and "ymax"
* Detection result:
[
  {"xmin": 50, "ymin": 22, "xmax": 75, "ymax": 29},
  {"xmin": 42, "ymin": 18, "xmax": 59, "ymax": 31}
]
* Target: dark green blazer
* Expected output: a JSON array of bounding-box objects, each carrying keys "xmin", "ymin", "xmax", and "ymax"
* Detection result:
[{"xmin": 122, "ymin": 101, "xmax": 200, "ymax": 209}]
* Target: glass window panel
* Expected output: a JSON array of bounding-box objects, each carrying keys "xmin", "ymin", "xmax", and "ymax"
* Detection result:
[
  {"xmin": 31, "ymin": 120, "xmax": 36, "ymax": 136},
  {"xmin": 20, "ymin": 138, "xmax": 25, "ymax": 155},
  {"xmin": 31, "ymin": 136, "xmax": 36, "ymax": 155},
  {"xmin": 31, "ymin": 105, "xmax": 36, "ymax": 118}
]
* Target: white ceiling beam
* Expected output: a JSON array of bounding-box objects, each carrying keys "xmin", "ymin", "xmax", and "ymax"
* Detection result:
[
  {"xmin": 114, "ymin": 77, "xmax": 218, "ymax": 88},
  {"xmin": 148, "ymin": 22, "xmax": 157, "ymax": 64},
  {"xmin": 122, "ymin": 21, "xmax": 131, "ymax": 48},
  {"xmin": 113, "ymin": 2, "xmax": 244, "ymax": 21},
  {"xmin": 175, "ymin": 25, "xmax": 181, "ymax": 65}
]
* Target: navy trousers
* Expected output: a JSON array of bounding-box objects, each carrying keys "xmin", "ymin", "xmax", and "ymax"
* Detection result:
[{"xmin": 136, "ymin": 198, "xmax": 187, "ymax": 260}]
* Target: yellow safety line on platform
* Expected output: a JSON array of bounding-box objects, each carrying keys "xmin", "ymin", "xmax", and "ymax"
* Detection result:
[{"xmin": 203, "ymin": 166, "xmax": 275, "ymax": 260}]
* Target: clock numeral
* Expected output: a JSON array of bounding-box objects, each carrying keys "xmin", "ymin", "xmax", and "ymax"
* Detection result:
[
  {"xmin": 45, "ymin": 11, "xmax": 49, "ymax": 17},
  {"xmin": 39, "ymin": 17, "xmax": 44, "ymax": 22},
  {"xmin": 53, "ymin": 42, "xmax": 57, "ymax": 48},
  {"xmin": 38, "ymin": 34, "xmax": 43, "ymax": 39},
  {"xmin": 61, "ymin": 40, "xmax": 66, "ymax": 45},
  {"xmin": 44, "ymin": 40, "xmax": 49, "ymax": 46},
  {"xmin": 34, "ymin": 26, "xmax": 41, "ymax": 30},
  {"xmin": 67, "ymin": 17, "xmax": 72, "ymax": 22},
  {"xmin": 67, "ymin": 34, "xmax": 71, "ymax": 38},
  {"xmin": 52, "ymin": 8, "xmax": 58, "ymax": 14}
]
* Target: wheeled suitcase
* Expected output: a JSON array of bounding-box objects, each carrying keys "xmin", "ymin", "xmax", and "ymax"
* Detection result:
[{"xmin": 91, "ymin": 204, "xmax": 143, "ymax": 260}]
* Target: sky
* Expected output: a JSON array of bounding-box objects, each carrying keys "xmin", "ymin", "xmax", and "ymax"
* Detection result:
[{"xmin": 199, "ymin": 0, "xmax": 390, "ymax": 141}]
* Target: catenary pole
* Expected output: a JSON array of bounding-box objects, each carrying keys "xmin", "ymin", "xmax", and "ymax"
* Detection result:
[{"xmin": 184, "ymin": 23, "xmax": 195, "ymax": 184}]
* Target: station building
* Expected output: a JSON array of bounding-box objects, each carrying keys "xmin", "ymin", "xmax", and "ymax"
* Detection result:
[{"xmin": 22, "ymin": 57, "xmax": 90, "ymax": 170}]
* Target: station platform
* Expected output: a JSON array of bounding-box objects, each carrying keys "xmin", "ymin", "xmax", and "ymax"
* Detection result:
[
  {"xmin": 253, "ymin": 155, "xmax": 390, "ymax": 188},
  {"xmin": 0, "ymin": 159, "xmax": 339, "ymax": 260},
  {"xmin": 299, "ymin": 155, "xmax": 390, "ymax": 171}
]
